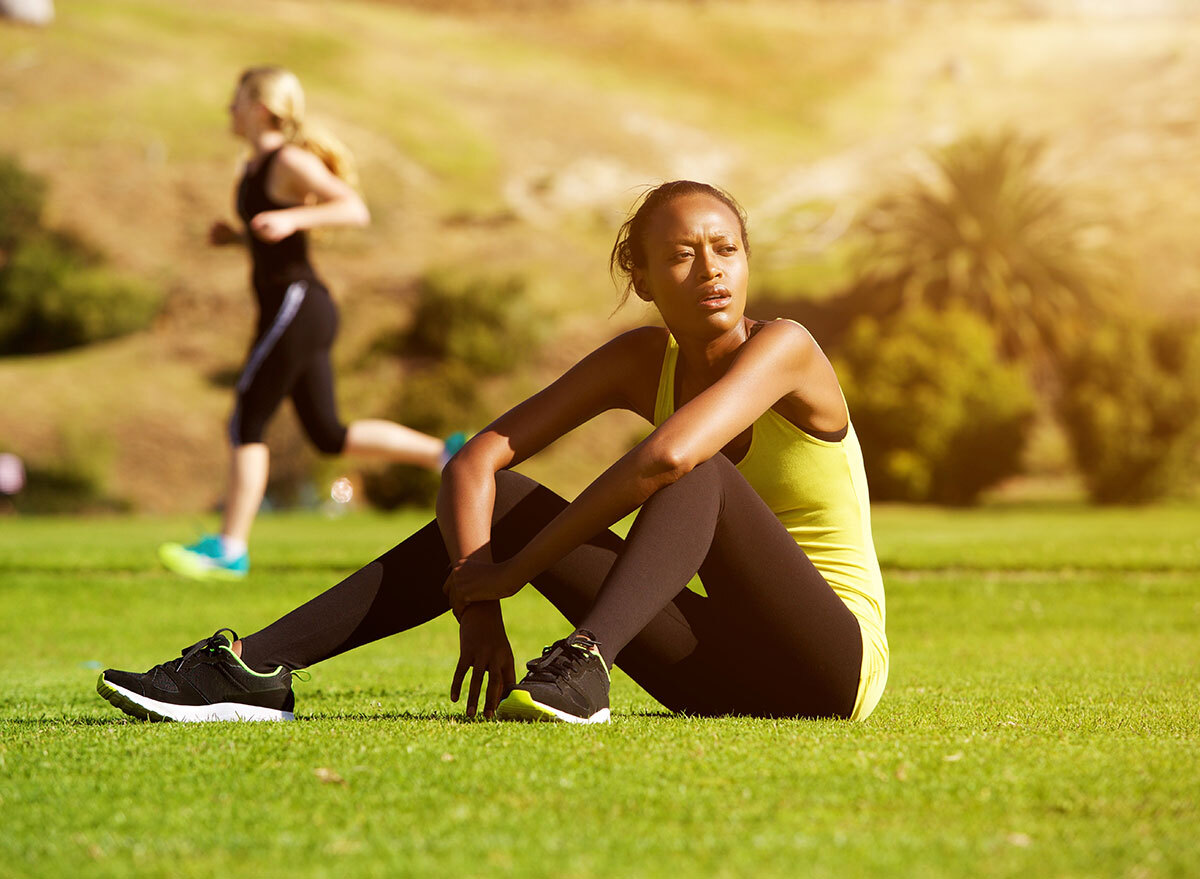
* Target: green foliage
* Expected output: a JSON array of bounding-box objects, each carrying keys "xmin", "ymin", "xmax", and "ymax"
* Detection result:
[
  {"xmin": 853, "ymin": 131, "xmax": 1118, "ymax": 359},
  {"xmin": 3, "ymin": 431, "xmax": 127, "ymax": 514},
  {"xmin": 9, "ymin": 462, "xmax": 129, "ymax": 515},
  {"xmin": 401, "ymin": 269, "xmax": 542, "ymax": 375},
  {"xmin": 0, "ymin": 154, "xmax": 46, "ymax": 252},
  {"xmin": 837, "ymin": 306, "xmax": 1035, "ymax": 505},
  {"xmin": 1056, "ymin": 318, "xmax": 1200, "ymax": 504},
  {"xmin": 362, "ymin": 363, "xmax": 483, "ymax": 509},
  {"xmin": 364, "ymin": 270, "xmax": 550, "ymax": 509},
  {"xmin": 0, "ymin": 234, "xmax": 160, "ymax": 354},
  {"xmin": 0, "ymin": 156, "xmax": 160, "ymax": 355}
]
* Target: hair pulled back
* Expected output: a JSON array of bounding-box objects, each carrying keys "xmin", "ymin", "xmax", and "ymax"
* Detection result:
[
  {"xmin": 609, "ymin": 181, "xmax": 750, "ymax": 306},
  {"xmin": 238, "ymin": 66, "xmax": 359, "ymax": 188}
]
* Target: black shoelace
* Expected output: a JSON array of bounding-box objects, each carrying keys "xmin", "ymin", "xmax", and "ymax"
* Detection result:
[
  {"xmin": 173, "ymin": 628, "xmax": 239, "ymax": 672},
  {"xmin": 525, "ymin": 638, "xmax": 597, "ymax": 683}
]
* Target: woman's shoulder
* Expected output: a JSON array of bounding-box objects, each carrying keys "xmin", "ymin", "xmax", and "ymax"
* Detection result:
[
  {"xmin": 749, "ymin": 317, "xmax": 813, "ymax": 339},
  {"xmin": 272, "ymin": 143, "xmax": 324, "ymax": 175},
  {"xmin": 745, "ymin": 318, "xmax": 821, "ymax": 358},
  {"xmin": 595, "ymin": 325, "xmax": 669, "ymax": 358},
  {"xmin": 585, "ymin": 325, "xmax": 669, "ymax": 381},
  {"xmin": 617, "ymin": 324, "xmax": 670, "ymax": 347}
]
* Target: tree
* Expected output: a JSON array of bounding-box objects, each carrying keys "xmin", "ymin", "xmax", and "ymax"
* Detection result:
[{"xmin": 854, "ymin": 131, "xmax": 1117, "ymax": 361}]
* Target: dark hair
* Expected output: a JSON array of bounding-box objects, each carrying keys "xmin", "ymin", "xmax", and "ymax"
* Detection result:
[{"xmin": 609, "ymin": 180, "xmax": 751, "ymax": 306}]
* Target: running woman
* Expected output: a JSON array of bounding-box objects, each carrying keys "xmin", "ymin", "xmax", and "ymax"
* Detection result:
[
  {"xmin": 103, "ymin": 181, "xmax": 888, "ymax": 723},
  {"xmin": 160, "ymin": 67, "xmax": 462, "ymax": 582}
]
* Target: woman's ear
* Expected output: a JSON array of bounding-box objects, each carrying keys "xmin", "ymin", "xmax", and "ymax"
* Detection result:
[{"xmin": 632, "ymin": 268, "xmax": 652, "ymax": 302}]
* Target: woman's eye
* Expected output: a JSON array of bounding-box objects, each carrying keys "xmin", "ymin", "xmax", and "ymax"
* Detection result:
[{"xmin": 673, "ymin": 251, "xmax": 693, "ymax": 262}]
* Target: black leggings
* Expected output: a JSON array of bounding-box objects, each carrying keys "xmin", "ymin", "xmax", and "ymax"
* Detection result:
[
  {"xmin": 241, "ymin": 455, "xmax": 864, "ymax": 718},
  {"xmin": 229, "ymin": 279, "xmax": 348, "ymax": 454}
]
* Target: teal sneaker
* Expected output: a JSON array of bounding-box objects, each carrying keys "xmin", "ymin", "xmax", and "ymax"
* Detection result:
[
  {"xmin": 439, "ymin": 430, "xmax": 470, "ymax": 469},
  {"xmin": 158, "ymin": 535, "xmax": 249, "ymax": 581}
]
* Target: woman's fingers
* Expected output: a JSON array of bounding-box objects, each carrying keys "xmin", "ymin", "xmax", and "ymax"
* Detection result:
[
  {"xmin": 450, "ymin": 658, "xmax": 468, "ymax": 702},
  {"xmin": 465, "ymin": 665, "xmax": 486, "ymax": 718},
  {"xmin": 452, "ymin": 657, "xmax": 509, "ymax": 719},
  {"xmin": 504, "ymin": 656, "xmax": 517, "ymax": 694},
  {"xmin": 484, "ymin": 663, "xmax": 506, "ymax": 718}
]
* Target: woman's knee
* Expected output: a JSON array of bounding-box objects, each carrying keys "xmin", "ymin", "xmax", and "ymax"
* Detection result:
[
  {"xmin": 229, "ymin": 410, "xmax": 265, "ymax": 447},
  {"xmin": 309, "ymin": 423, "xmax": 348, "ymax": 456},
  {"xmin": 492, "ymin": 469, "xmax": 545, "ymax": 518},
  {"xmin": 649, "ymin": 453, "xmax": 730, "ymax": 505}
]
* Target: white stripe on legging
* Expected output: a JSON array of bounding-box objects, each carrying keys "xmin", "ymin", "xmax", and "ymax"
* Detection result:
[{"xmin": 229, "ymin": 281, "xmax": 308, "ymax": 444}]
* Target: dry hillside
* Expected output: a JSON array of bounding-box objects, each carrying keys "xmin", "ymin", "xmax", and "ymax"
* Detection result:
[{"xmin": 1, "ymin": 0, "xmax": 1196, "ymax": 511}]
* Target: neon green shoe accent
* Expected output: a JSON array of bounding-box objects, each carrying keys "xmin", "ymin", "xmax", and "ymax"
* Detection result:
[
  {"xmin": 158, "ymin": 542, "xmax": 248, "ymax": 582},
  {"xmin": 495, "ymin": 688, "xmax": 559, "ymax": 722},
  {"xmin": 494, "ymin": 688, "xmax": 611, "ymax": 724},
  {"xmin": 214, "ymin": 645, "xmax": 284, "ymax": 679}
]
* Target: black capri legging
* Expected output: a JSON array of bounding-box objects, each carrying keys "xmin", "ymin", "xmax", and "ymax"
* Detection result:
[
  {"xmin": 229, "ymin": 279, "xmax": 348, "ymax": 455},
  {"xmin": 240, "ymin": 455, "xmax": 864, "ymax": 718}
]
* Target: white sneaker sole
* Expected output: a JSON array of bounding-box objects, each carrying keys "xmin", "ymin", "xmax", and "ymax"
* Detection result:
[
  {"xmin": 97, "ymin": 674, "xmax": 293, "ymax": 722},
  {"xmin": 495, "ymin": 688, "xmax": 610, "ymax": 724}
]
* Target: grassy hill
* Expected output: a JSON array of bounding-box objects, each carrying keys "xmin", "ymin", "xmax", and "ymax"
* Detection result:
[{"xmin": 2, "ymin": 0, "xmax": 1198, "ymax": 511}]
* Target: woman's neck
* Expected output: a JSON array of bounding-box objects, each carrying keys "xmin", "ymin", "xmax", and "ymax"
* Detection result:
[
  {"xmin": 673, "ymin": 318, "xmax": 752, "ymax": 384},
  {"xmin": 246, "ymin": 128, "xmax": 287, "ymax": 159}
]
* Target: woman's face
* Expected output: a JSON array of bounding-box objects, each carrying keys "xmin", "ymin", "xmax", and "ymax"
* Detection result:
[
  {"xmin": 228, "ymin": 83, "xmax": 258, "ymax": 137},
  {"xmin": 633, "ymin": 193, "xmax": 749, "ymax": 339}
]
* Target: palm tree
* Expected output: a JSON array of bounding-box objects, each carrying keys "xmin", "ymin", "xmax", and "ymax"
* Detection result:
[{"xmin": 854, "ymin": 131, "xmax": 1118, "ymax": 361}]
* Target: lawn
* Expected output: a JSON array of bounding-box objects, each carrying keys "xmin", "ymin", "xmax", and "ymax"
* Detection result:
[{"xmin": 1, "ymin": 506, "xmax": 1197, "ymax": 878}]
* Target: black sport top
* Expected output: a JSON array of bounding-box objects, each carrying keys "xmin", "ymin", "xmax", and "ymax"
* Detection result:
[{"xmin": 236, "ymin": 147, "xmax": 320, "ymax": 302}]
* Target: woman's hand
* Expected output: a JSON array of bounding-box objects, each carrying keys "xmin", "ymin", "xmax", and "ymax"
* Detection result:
[
  {"xmin": 451, "ymin": 602, "xmax": 516, "ymax": 719},
  {"xmin": 443, "ymin": 558, "xmax": 524, "ymax": 617},
  {"xmin": 248, "ymin": 210, "xmax": 299, "ymax": 243},
  {"xmin": 208, "ymin": 220, "xmax": 243, "ymax": 246}
]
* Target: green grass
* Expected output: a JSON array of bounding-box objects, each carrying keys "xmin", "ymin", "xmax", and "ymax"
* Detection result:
[{"xmin": 1, "ymin": 506, "xmax": 1198, "ymax": 878}]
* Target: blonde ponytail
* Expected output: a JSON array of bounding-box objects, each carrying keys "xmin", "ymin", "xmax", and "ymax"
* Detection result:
[{"xmin": 237, "ymin": 66, "xmax": 359, "ymax": 188}]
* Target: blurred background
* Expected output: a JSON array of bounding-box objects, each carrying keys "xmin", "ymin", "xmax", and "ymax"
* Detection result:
[{"xmin": 1, "ymin": 0, "xmax": 1197, "ymax": 516}]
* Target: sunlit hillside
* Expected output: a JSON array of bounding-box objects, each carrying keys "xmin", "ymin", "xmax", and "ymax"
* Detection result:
[{"xmin": 1, "ymin": 0, "xmax": 1197, "ymax": 511}]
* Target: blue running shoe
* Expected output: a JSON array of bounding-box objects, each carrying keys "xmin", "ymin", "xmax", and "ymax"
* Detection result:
[{"xmin": 158, "ymin": 535, "xmax": 249, "ymax": 581}]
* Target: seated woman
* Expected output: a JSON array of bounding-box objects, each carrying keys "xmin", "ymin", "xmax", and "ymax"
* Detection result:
[{"xmin": 97, "ymin": 181, "xmax": 889, "ymax": 724}]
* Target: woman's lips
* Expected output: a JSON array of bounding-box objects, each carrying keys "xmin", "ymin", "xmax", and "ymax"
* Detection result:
[{"xmin": 699, "ymin": 286, "xmax": 732, "ymax": 309}]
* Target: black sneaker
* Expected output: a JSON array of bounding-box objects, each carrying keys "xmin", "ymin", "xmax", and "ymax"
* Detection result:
[
  {"xmin": 96, "ymin": 629, "xmax": 296, "ymax": 722},
  {"xmin": 496, "ymin": 631, "xmax": 610, "ymax": 724}
]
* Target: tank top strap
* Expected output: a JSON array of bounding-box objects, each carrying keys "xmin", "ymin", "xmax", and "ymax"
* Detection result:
[
  {"xmin": 653, "ymin": 333, "xmax": 680, "ymax": 426},
  {"xmin": 252, "ymin": 146, "xmax": 285, "ymax": 179}
]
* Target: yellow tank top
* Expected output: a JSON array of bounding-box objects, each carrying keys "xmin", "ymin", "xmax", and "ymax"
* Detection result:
[{"xmin": 653, "ymin": 331, "xmax": 889, "ymax": 720}]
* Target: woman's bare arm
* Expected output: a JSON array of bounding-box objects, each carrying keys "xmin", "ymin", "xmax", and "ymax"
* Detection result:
[
  {"xmin": 437, "ymin": 325, "xmax": 663, "ymax": 566},
  {"xmin": 250, "ymin": 145, "xmax": 369, "ymax": 241},
  {"xmin": 449, "ymin": 320, "xmax": 836, "ymax": 609}
]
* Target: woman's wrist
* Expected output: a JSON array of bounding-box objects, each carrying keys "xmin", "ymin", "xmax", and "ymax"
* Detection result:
[{"xmin": 498, "ymin": 556, "xmax": 530, "ymax": 597}]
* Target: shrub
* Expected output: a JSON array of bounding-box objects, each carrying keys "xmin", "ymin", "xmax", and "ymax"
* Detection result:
[
  {"xmin": 362, "ymin": 362, "xmax": 483, "ymax": 509},
  {"xmin": 1057, "ymin": 318, "xmax": 1200, "ymax": 504},
  {"xmin": 0, "ymin": 155, "xmax": 161, "ymax": 355},
  {"xmin": 400, "ymin": 269, "xmax": 542, "ymax": 375},
  {"xmin": 11, "ymin": 463, "xmax": 130, "ymax": 514},
  {"xmin": 3, "ymin": 432, "xmax": 128, "ymax": 514},
  {"xmin": 363, "ymin": 269, "xmax": 552, "ymax": 509},
  {"xmin": 836, "ymin": 306, "xmax": 1035, "ymax": 505},
  {"xmin": 0, "ymin": 233, "xmax": 160, "ymax": 354},
  {"xmin": 0, "ymin": 154, "xmax": 46, "ymax": 252}
]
